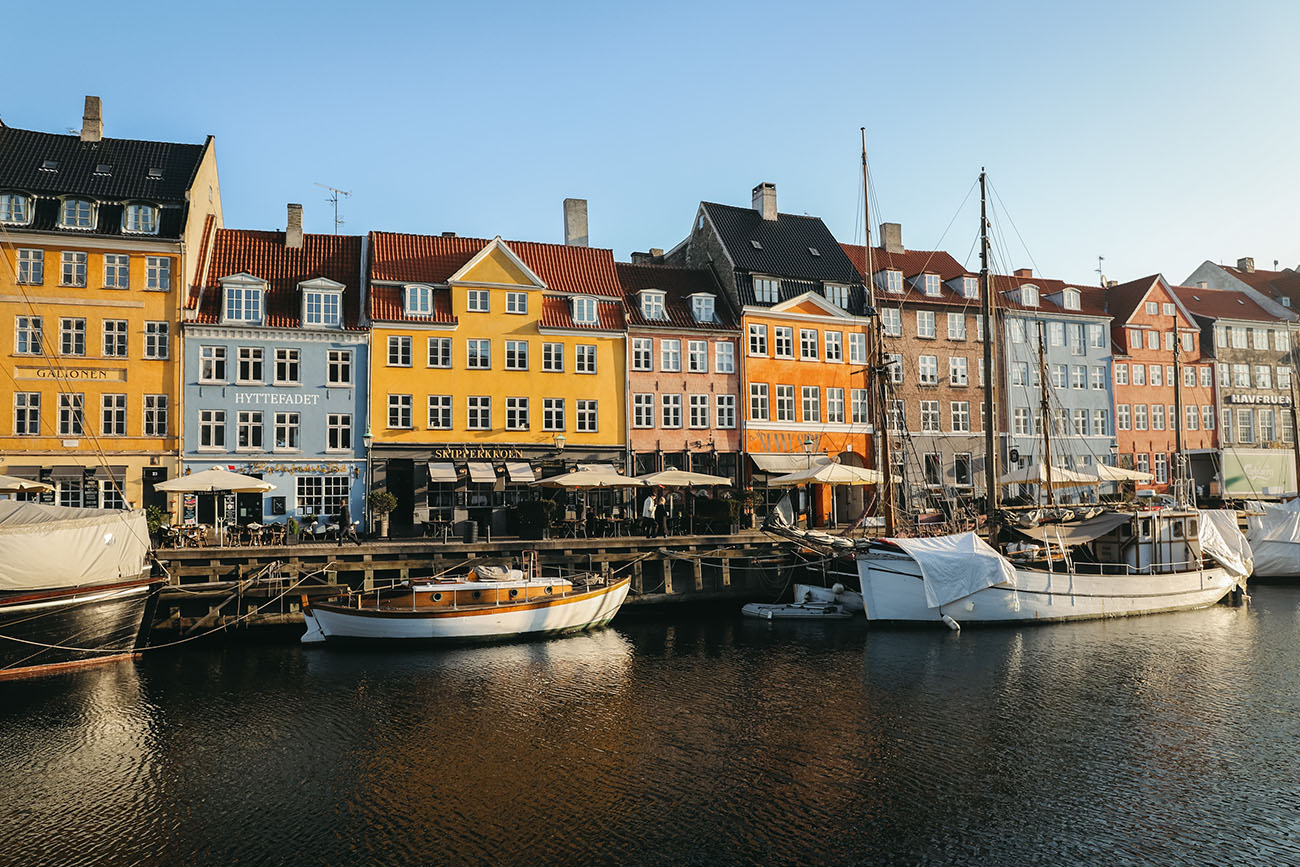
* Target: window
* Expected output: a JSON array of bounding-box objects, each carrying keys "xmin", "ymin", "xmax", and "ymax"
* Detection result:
[
  {"xmin": 224, "ymin": 284, "xmax": 263, "ymax": 323},
  {"xmin": 60, "ymin": 198, "xmax": 94, "ymax": 229},
  {"xmin": 505, "ymin": 340, "xmax": 529, "ymax": 371},
  {"xmin": 1144, "ymin": 301, "xmax": 1159, "ymax": 316},
  {"xmin": 1203, "ymin": 406, "xmax": 1214, "ymax": 431},
  {"xmin": 385, "ymin": 335, "xmax": 412, "ymax": 367},
  {"xmin": 949, "ymin": 357, "xmax": 968, "ymax": 386},
  {"xmin": 144, "ymin": 322, "xmax": 168, "ymax": 359},
  {"xmin": 467, "ymin": 396, "xmax": 492, "ymax": 430},
  {"xmin": 716, "ymin": 342, "xmax": 735, "ymax": 373},
  {"xmin": 146, "ymin": 257, "xmax": 170, "ymax": 291},
  {"xmin": 826, "ymin": 388, "xmax": 845, "ymax": 423},
  {"xmin": 1136, "ymin": 453, "xmax": 1150, "ymax": 475},
  {"xmin": 688, "ymin": 340, "xmax": 708, "ymax": 372},
  {"xmin": 61, "ymin": 251, "xmax": 87, "ymax": 286},
  {"xmin": 1010, "ymin": 319, "xmax": 1026, "ymax": 344},
  {"xmin": 1062, "ymin": 287, "xmax": 1080, "ymax": 310},
  {"xmin": 881, "ymin": 308, "xmax": 901, "ymax": 337},
  {"xmin": 716, "ymin": 394, "xmax": 737, "ymax": 429},
  {"xmin": 58, "ymin": 393, "xmax": 85, "ymax": 437},
  {"xmin": 881, "ymin": 270, "xmax": 902, "ymax": 293},
  {"xmin": 102, "ymin": 320, "xmax": 128, "ymax": 357},
  {"xmin": 1071, "ymin": 366, "xmax": 1086, "ymax": 390},
  {"xmin": 506, "ymin": 397, "xmax": 530, "ymax": 431},
  {"xmin": 1260, "ymin": 409, "xmax": 1276, "ymax": 443},
  {"xmin": 975, "ymin": 314, "xmax": 985, "ymax": 342},
  {"xmin": 505, "ymin": 291, "xmax": 528, "ymax": 314},
  {"xmin": 57, "ymin": 481, "xmax": 82, "ymax": 509},
  {"xmin": 0, "ymin": 193, "xmax": 31, "ymax": 224},
  {"xmin": 1184, "ymin": 367, "xmax": 1197, "ymax": 387},
  {"xmin": 296, "ymin": 476, "xmax": 350, "ymax": 519},
  {"xmin": 917, "ymin": 311, "xmax": 936, "ymax": 339},
  {"xmin": 801, "ymin": 386, "xmax": 820, "ymax": 423},
  {"xmin": 576, "ymin": 344, "xmax": 597, "ymax": 374},
  {"xmin": 1279, "ymin": 367, "xmax": 1293, "ymax": 392},
  {"xmin": 886, "ymin": 398, "xmax": 904, "ymax": 430},
  {"xmin": 274, "ymin": 348, "xmax": 300, "ymax": 384},
  {"xmin": 17, "ymin": 249, "xmax": 43, "ymax": 284},
  {"xmin": 1012, "ymin": 362, "xmax": 1028, "ymax": 387},
  {"xmin": 273, "ymin": 412, "xmax": 300, "ymax": 450},
  {"xmin": 921, "ymin": 274, "xmax": 940, "ymax": 296},
  {"xmin": 633, "ymin": 393, "xmax": 654, "ymax": 428},
  {"xmin": 947, "ymin": 313, "xmax": 966, "ymax": 340},
  {"xmin": 14, "ymin": 392, "xmax": 39, "ymax": 436},
  {"xmin": 388, "ymin": 394, "xmax": 412, "ymax": 429},
  {"xmin": 1186, "ymin": 405, "xmax": 1198, "ymax": 431},
  {"xmin": 750, "ymin": 384, "xmax": 770, "ymax": 421},
  {"xmin": 1069, "ymin": 324, "xmax": 1085, "ymax": 355},
  {"xmin": 1091, "ymin": 367, "xmax": 1105, "ymax": 390},
  {"xmin": 640, "ymin": 291, "xmax": 665, "ymax": 320},
  {"xmin": 15, "ymin": 316, "xmax": 42, "ymax": 355},
  {"xmin": 303, "ymin": 291, "xmax": 341, "ymax": 327},
  {"xmin": 824, "ymin": 283, "xmax": 849, "ymax": 308},
  {"xmin": 1283, "ymin": 410, "xmax": 1295, "ymax": 445},
  {"xmin": 543, "ymin": 398, "xmax": 566, "ymax": 431},
  {"xmin": 850, "ymin": 389, "xmax": 869, "ymax": 425},
  {"xmin": 123, "ymin": 203, "xmax": 157, "ymax": 234},
  {"xmin": 1231, "ymin": 327, "xmax": 1247, "ymax": 349},
  {"xmin": 544, "ymin": 342, "xmax": 567, "ymax": 372},
  {"xmin": 236, "ymin": 347, "xmax": 264, "ymax": 383},
  {"xmin": 467, "ymin": 289, "xmax": 490, "ymax": 312},
  {"xmin": 849, "ymin": 332, "xmax": 868, "ymax": 365},
  {"xmin": 1134, "ymin": 404, "xmax": 1148, "ymax": 430},
  {"xmin": 961, "ymin": 277, "xmax": 979, "ymax": 299},
  {"xmin": 1117, "ymin": 405, "xmax": 1130, "ymax": 430},
  {"xmin": 951, "ymin": 401, "xmax": 970, "ymax": 433},
  {"xmin": 1072, "ymin": 409, "xmax": 1087, "ymax": 435},
  {"xmin": 198, "ymin": 409, "xmax": 224, "ymax": 448},
  {"xmin": 1088, "ymin": 324, "xmax": 1105, "ymax": 348},
  {"xmin": 773, "ymin": 326, "xmax": 794, "ymax": 358},
  {"xmin": 748, "ymin": 323, "xmax": 768, "ymax": 356},
  {"xmin": 404, "ymin": 285, "xmax": 432, "ymax": 316},
  {"xmin": 1222, "ymin": 409, "xmax": 1233, "ymax": 443},
  {"xmin": 327, "ymin": 350, "xmax": 353, "ymax": 386},
  {"xmin": 134, "ymin": 394, "xmax": 165, "ymax": 437},
  {"xmin": 1154, "ymin": 453, "xmax": 1168, "ymax": 484},
  {"xmin": 1048, "ymin": 322, "xmax": 1065, "ymax": 347},
  {"xmin": 660, "ymin": 394, "xmax": 682, "ymax": 428},
  {"xmin": 1014, "ymin": 407, "xmax": 1031, "ymax": 435},
  {"xmin": 576, "ymin": 400, "xmax": 598, "ymax": 432},
  {"xmin": 690, "ymin": 394, "xmax": 709, "ymax": 428},
  {"xmin": 1200, "ymin": 366, "xmax": 1212, "ymax": 388},
  {"xmin": 921, "ymin": 400, "xmax": 940, "ymax": 433},
  {"xmin": 571, "ymin": 296, "xmax": 597, "ymax": 324},
  {"xmin": 631, "ymin": 339, "xmax": 651, "ymax": 371},
  {"xmin": 1255, "ymin": 366, "xmax": 1272, "ymax": 389},
  {"xmin": 1051, "ymin": 365, "xmax": 1066, "ymax": 388},
  {"xmin": 918, "ymin": 355, "xmax": 938, "ymax": 385},
  {"xmin": 1232, "ymin": 364, "xmax": 1250, "ymax": 388},
  {"xmin": 1020, "ymin": 284, "xmax": 1038, "ymax": 306},
  {"xmin": 1133, "ymin": 364, "xmax": 1145, "ymax": 386},
  {"xmin": 924, "ymin": 453, "xmax": 943, "ymax": 487},
  {"xmin": 237, "ymin": 411, "xmax": 264, "ymax": 449},
  {"xmin": 886, "ymin": 353, "xmax": 903, "ymax": 384},
  {"xmin": 1164, "ymin": 332, "xmax": 1175, "ymax": 352},
  {"xmin": 824, "ymin": 331, "xmax": 843, "ymax": 362},
  {"xmin": 59, "ymin": 318, "xmax": 85, "ymax": 356},
  {"xmin": 692, "ymin": 294, "xmax": 716, "ymax": 323},
  {"xmin": 1277, "ymin": 331, "xmax": 1292, "ymax": 352},
  {"xmin": 1149, "ymin": 365, "xmax": 1162, "ymax": 387},
  {"xmin": 1146, "ymin": 331, "xmax": 1159, "ymax": 350},
  {"xmin": 1251, "ymin": 328, "xmax": 1269, "ymax": 350},
  {"xmin": 799, "ymin": 329, "xmax": 818, "ymax": 360},
  {"xmin": 775, "ymin": 385, "xmax": 795, "ymax": 422},
  {"xmin": 1151, "ymin": 404, "xmax": 1165, "ymax": 430},
  {"xmin": 466, "ymin": 339, "xmax": 490, "ymax": 369},
  {"xmin": 754, "ymin": 277, "xmax": 780, "ymax": 303},
  {"xmin": 427, "ymin": 395, "xmax": 452, "ymax": 429}
]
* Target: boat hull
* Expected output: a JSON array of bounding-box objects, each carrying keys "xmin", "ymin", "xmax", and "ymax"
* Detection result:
[
  {"xmin": 0, "ymin": 578, "xmax": 158, "ymax": 680},
  {"xmin": 303, "ymin": 578, "xmax": 631, "ymax": 643},
  {"xmin": 857, "ymin": 553, "xmax": 1238, "ymax": 625}
]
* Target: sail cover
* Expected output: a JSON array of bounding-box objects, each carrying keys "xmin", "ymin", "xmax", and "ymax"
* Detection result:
[
  {"xmin": 887, "ymin": 532, "xmax": 1018, "ymax": 608},
  {"xmin": 1009, "ymin": 511, "xmax": 1130, "ymax": 546},
  {"xmin": 0, "ymin": 502, "xmax": 150, "ymax": 592},
  {"xmin": 1246, "ymin": 500, "xmax": 1300, "ymax": 578},
  {"xmin": 1197, "ymin": 510, "xmax": 1254, "ymax": 580}
]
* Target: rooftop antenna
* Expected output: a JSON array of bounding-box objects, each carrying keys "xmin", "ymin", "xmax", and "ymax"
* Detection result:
[
  {"xmin": 1096, "ymin": 255, "xmax": 1105, "ymax": 287},
  {"xmin": 314, "ymin": 182, "xmax": 351, "ymax": 235}
]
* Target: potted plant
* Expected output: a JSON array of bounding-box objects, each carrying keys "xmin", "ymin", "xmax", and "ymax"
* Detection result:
[
  {"xmin": 286, "ymin": 516, "xmax": 300, "ymax": 545},
  {"xmin": 368, "ymin": 490, "xmax": 398, "ymax": 538},
  {"xmin": 145, "ymin": 505, "xmax": 165, "ymax": 547}
]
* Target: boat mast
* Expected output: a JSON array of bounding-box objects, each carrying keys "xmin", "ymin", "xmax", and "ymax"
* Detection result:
[
  {"xmin": 1172, "ymin": 300, "xmax": 1187, "ymax": 507},
  {"xmin": 1036, "ymin": 320, "xmax": 1056, "ymax": 507},
  {"xmin": 864, "ymin": 128, "xmax": 894, "ymax": 536},
  {"xmin": 979, "ymin": 170, "xmax": 999, "ymax": 539}
]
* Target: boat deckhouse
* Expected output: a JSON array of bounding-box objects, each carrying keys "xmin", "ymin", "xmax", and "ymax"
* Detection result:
[
  {"xmin": 667, "ymin": 182, "xmax": 872, "ymax": 525},
  {"xmin": 181, "ymin": 209, "xmax": 365, "ymax": 526},
  {"xmin": 618, "ymin": 262, "xmax": 742, "ymax": 483},
  {"xmin": 0, "ymin": 96, "xmax": 222, "ymax": 512},
  {"xmin": 366, "ymin": 227, "xmax": 628, "ymax": 536}
]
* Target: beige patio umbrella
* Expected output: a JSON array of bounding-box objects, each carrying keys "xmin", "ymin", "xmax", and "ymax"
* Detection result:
[
  {"xmin": 767, "ymin": 461, "xmax": 898, "ymax": 527},
  {"xmin": 997, "ymin": 462, "xmax": 1099, "ymax": 488},
  {"xmin": 156, "ymin": 468, "xmax": 276, "ymax": 545},
  {"xmin": 531, "ymin": 467, "xmax": 645, "ymax": 488},
  {"xmin": 635, "ymin": 469, "xmax": 734, "ymax": 487},
  {"xmin": 0, "ymin": 474, "xmax": 53, "ymax": 494},
  {"xmin": 1086, "ymin": 464, "xmax": 1155, "ymax": 483}
]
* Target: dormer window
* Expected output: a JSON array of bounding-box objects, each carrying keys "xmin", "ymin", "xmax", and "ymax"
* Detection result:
[
  {"xmin": 0, "ymin": 193, "xmax": 31, "ymax": 225},
  {"xmin": 640, "ymin": 290, "xmax": 666, "ymax": 321},
  {"xmin": 878, "ymin": 270, "xmax": 903, "ymax": 294},
  {"xmin": 221, "ymin": 277, "xmax": 265, "ymax": 324},
  {"xmin": 824, "ymin": 283, "xmax": 849, "ymax": 309},
  {"xmin": 123, "ymin": 203, "xmax": 158, "ymax": 234},
  {"xmin": 301, "ymin": 279, "xmax": 344, "ymax": 328},
  {"xmin": 962, "ymin": 277, "xmax": 979, "ymax": 299},
  {"xmin": 1062, "ymin": 287, "xmax": 1080, "ymax": 310},
  {"xmin": 1019, "ymin": 283, "xmax": 1039, "ymax": 307},
  {"xmin": 572, "ymin": 295, "xmax": 598, "ymax": 324},
  {"xmin": 691, "ymin": 293, "xmax": 716, "ymax": 323},
  {"xmin": 59, "ymin": 198, "xmax": 95, "ymax": 230},
  {"xmin": 753, "ymin": 276, "xmax": 780, "ymax": 304},
  {"xmin": 922, "ymin": 274, "xmax": 940, "ymax": 297},
  {"xmin": 404, "ymin": 284, "xmax": 433, "ymax": 316}
]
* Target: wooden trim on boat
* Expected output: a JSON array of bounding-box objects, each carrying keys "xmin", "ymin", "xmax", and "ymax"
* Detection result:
[
  {"xmin": 0, "ymin": 651, "xmax": 141, "ymax": 682},
  {"xmin": 308, "ymin": 577, "xmax": 631, "ymax": 620},
  {"xmin": 0, "ymin": 576, "xmax": 156, "ymax": 608}
]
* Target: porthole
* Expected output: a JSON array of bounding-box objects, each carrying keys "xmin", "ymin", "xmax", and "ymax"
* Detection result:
[
  {"xmin": 544, "ymin": 585, "xmax": 553, "ymax": 595},
  {"xmin": 432, "ymin": 592, "xmax": 443, "ymax": 602},
  {"xmin": 509, "ymin": 588, "xmax": 519, "ymax": 599},
  {"xmin": 472, "ymin": 590, "xmax": 482, "ymax": 600}
]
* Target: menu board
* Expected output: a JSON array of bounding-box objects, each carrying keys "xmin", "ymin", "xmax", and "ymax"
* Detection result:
[
  {"xmin": 82, "ymin": 468, "xmax": 99, "ymax": 509},
  {"xmin": 38, "ymin": 468, "xmax": 55, "ymax": 505}
]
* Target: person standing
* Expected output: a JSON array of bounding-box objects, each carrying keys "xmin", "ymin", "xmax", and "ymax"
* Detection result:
[
  {"xmin": 655, "ymin": 494, "xmax": 668, "ymax": 539},
  {"xmin": 642, "ymin": 491, "xmax": 657, "ymax": 537}
]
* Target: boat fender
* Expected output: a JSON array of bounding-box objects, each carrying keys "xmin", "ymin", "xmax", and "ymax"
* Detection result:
[
  {"xmin": 831, "ymin": 583, "xmax": 845, "ymax": 597},
  {"xmin": 941, "ymin": 615, "xmax": 961, "ymax": 632}
]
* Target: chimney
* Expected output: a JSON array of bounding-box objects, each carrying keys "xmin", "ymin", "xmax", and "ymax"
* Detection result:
[
  {"xmin": 751, "ymin": 182, "xmax": 777, "ymax": 221},
  {"xmin": 1014, "ymin": 268, "xmax": 1033, "ymax": 278},
  {"xmin": 1237, "ymin": 257, "xmax": 1254, "ymax": 273},
  {"xmin": 286, "ymin": 203, "xmax": 303, "ymax": 249},
  {"xmin": 880, "ymin": 222, "xmax": 904, "ymax": 254},
  {"xmin": 563, "ymin": 198, "xmax": 588, "ymax": 247},
  {"xmin": 80, "ymin": 96, "xmax": 102, "ymax": 143},
  {"xmin": 630, "ymin": 249, "xmax": 666, "ymax": 265}
]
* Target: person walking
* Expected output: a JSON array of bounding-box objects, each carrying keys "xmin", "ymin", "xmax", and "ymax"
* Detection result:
[
  {"xmin": 655, "ymin": 494, "xmax": 668, "ymax": 539},
  {"xmin": 642, "ymin": 491, "xmax": 657, "ymax": 538},
  {"xmin": 337, "ymin": 499, "xmax": 359, "ymax": 546}
]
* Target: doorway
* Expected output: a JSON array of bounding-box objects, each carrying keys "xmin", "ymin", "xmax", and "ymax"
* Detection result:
[{"xmin": 387, "ymin": 459, "xmax": 414, "ymax": 527}]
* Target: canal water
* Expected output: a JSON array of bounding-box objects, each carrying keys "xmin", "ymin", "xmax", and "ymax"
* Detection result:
[{"xmin": 5, "ymin": 586, "xmax": 1300, "ymax": 866}]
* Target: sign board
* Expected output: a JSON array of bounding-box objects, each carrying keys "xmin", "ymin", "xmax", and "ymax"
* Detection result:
[
  {"xmin": 1224, "ymin": 394, "xmax": 1292, "ymax": 406},
  {"xmin": 431, "ymin": 446, "xmax": 524, "ymax": 460},
  {"xmin": 82, "ymin": 468, "xmax": 99, "ymax": 509},
  {"xmin": 14, "ymin": 366, "xmax": 126, "ymax": 382},
  {"xmin": 39, "ymin": 468, "xmax": 55, "ymax": 505},
  {"xmin": 183, "ymin": 493, "xmax": 198, "ymax": 525},
  {"xmin": 1221, "ymin": 448, "xmax": 1298, "ymax": 497},
  {"xmin": 238, "ymin": 461, "xmax": 346, "ymax": 476}
]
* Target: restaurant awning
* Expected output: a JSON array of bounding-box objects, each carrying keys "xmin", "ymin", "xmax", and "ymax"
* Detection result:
[
  {"xmin": 426, "ymin": 462, "xmax": 458, "ymax": 483},
  {"xmin": 467, "ymin": 462, "xmax": 497, "ymax": 483},
  {"xmin": 506, "ymin": 462, "xmax": 536, "ymax": 483},
  {"xmin": 750, "ymin": 453, "xmax": 830, "ymax": 474}
]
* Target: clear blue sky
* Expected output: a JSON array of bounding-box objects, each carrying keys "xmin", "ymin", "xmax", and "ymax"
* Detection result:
[{"xmin": 6, "ymin": 0, "xmax": 1298, "ymax": 286}]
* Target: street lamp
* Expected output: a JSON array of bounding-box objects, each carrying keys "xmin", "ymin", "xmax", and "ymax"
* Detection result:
[
  {"xmin": 362, "ymin": 426, "xmax": 374, "ymax": 535},
  {"xmin": 802, "ymin": 436, "xmax": 816, "ymax": 528},
  {"xmin": 553, "ymin": 433, "xmax": 566, "ymax": 452}
]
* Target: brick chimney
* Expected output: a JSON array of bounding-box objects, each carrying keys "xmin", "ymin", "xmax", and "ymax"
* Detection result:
[
  {"xmin": 286, "ymin": 203, "xmax": 303, "ymax": 249},
  {"xmin": 80, "ymin": 96, "xmax": 102, "ymax": 143},
  {"xmin": 1237, "ymin": 257, "xmax": 1254, "ymax": 273},
  {"xmin": 1014, "ymin": 268, "xmax": 1033, "ymax": 278},
  {"xmin": 752, "ymin": 182, "xmax": 777, "ymax": 221},
  {"xmin": 880, "ymin": 222, "xmax": 904, "ymax": 254},
  {"xmin": 563, "ymin": 198, "xmax": 588, "ymax": 247}
]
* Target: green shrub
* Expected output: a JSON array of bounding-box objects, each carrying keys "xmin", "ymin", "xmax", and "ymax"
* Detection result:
[
  {"xmin": 368, "ymin": 490, "xmax": 398, "ymax": 515},
  {"xmin": 145, "ymin": 505, "xmax": 165, "ymax": 534}
]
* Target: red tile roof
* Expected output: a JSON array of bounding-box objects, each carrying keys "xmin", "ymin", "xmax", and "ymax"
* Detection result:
[
  {"xmin": 367, "ymin": 284, "xmax": 457, "ymax": 325},
  {"xmin": 1220, "ymin": 264, "xmax": 1300, "ymax": 310},
  {"xmin": 538, "ymin": 295, "xmax": 625, "ymax": 331},
  {"xmin": 1171, "ymin": 285, "xmax": 1278, "ymax": 323},
  {"xmin": 1100, "ymin": 274, "xmax": 1162, "ymax": 324},
  {"xmin": 617, "ymin": 263, "xmax": 738, "ymax": 331},
  {"xmin": 840, "ymin": 243, "xmax": 981, "ymax": 309},
  {"xmin": 192, "ymin": 229, "xmax": 363, "ymax": 329},
  {"xmin": 185, "ymin": 212, "xmax": 217, "ymax": 312},
  {"xmin": 989, "ymin": 271, "xmax": 1109, "ymax": 317}
]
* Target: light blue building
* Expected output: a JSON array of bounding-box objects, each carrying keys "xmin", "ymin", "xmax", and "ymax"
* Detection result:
[{"xmin": 182, "ymin": 208, "xmax": 367, "ymax": 530}]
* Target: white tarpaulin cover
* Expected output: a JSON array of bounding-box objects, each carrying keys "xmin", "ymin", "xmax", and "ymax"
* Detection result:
[
  {"xmin": 1246, "ymin": 500, "xmax": 1300, "ymax": 578},
  {"xmin": 887, "ymin": 531, "xmax": 1018, "ymax": 608},
  {"xmin": 0, "ymin": 502, "xmax": 150, "ymax": 592},
  {"xmin": 1197, "ymin": 509, "xmax": 1254, "ymax": 580}
]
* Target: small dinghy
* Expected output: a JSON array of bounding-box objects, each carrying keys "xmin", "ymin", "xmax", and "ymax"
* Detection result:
[{"xmin": 741, "ymin": 601, "xmax": 854, "ymax": 621}]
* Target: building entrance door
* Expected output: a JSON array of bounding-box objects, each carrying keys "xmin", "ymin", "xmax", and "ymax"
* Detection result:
[{"xmin": 387, "ymin": 459, "xmax": 414, "ymax": 527}]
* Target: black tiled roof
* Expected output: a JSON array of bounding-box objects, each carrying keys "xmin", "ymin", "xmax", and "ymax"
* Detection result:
[
  {"xmin": 20, "ymin": 198, "xmax": 185, "ymax": 239},
  {"xmin": 737, "ymin": 274, "xmax": 871, "ymax": 316},
  {"xmin": 702, "ymin": 201, "xmax": 862, "ymax": 284}
]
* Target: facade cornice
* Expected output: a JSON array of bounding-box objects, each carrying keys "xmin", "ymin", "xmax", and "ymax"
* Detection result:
[{"xmin": 184, "ymin": 325, "xmax": 367, "ymax": 343}]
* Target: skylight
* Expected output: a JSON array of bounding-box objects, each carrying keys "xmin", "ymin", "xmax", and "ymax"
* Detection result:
[
  {"xmin": 808, "ymin": 247, "xmax": 821, "ymax": 257},
  {"xmin": 750, "ymin": 239, "xmax": 762, "ymax": 249},
  {"xmin": 147, "ymin": 168, "xmax": 163, "ymax": 179},
  {"xmin": 94, "ymin": 164, "xmax": 111, "ymax": 175},
  {"xmin": 40, "ymin": 160, "xmax": 57, "ymax": 171}
]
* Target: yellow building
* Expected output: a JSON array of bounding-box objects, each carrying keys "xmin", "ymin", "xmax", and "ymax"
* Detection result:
[
  {"xmin": 0, "ymin": 96, "xmax": 222, "ymax": 510},
  {"xmin": 367, "ymin": 231, "xmax": 626, "ymax": 534}
]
